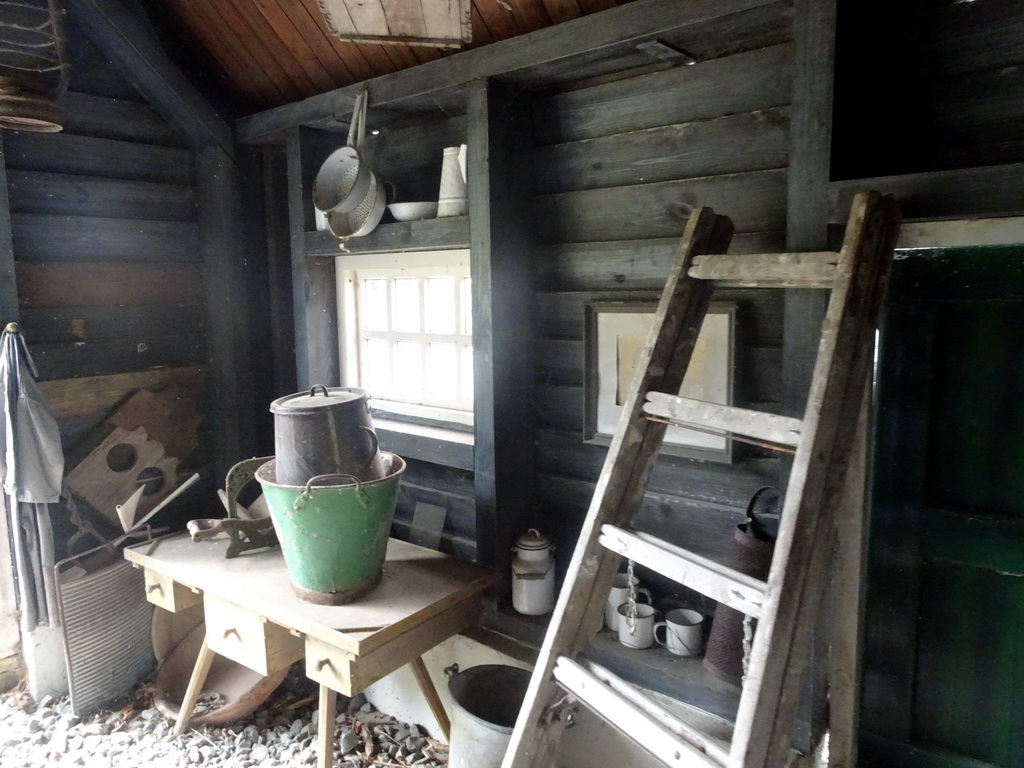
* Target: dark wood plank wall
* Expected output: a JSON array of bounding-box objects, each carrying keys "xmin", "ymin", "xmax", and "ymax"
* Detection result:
[
  {"xmin": 3, "ymin": 24, "xmax": 210, "ymax": 457},
  {"xmin": 834, "ymin": 0, "xmax": 1024, "ymax": 179},
  {"xmin": 529, "ymin": 35, "xmax": 793, "ymax": 581}
]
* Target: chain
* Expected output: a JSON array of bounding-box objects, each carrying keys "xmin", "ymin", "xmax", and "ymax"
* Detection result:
[
  {"xmin": 625, "ymin": 559, "xmax": 638, "ymax": 635},
  {"xmin": 741, "ymin": 614, "xmax": 754, "ymax": 685}
]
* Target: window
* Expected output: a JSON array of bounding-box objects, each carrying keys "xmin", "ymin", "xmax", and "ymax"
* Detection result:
[{"xmin": 337, "ymin": 249, "xmax": 473, "ymax": 426}]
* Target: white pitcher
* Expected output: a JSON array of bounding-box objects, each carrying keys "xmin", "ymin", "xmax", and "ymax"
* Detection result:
[{"xmin": 437, "ymin": 144, "xmax": 467, "ymax": 217}]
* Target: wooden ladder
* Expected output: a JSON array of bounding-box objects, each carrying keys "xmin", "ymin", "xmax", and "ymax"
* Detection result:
[{"xmin": 502, "ymin": 190, "xmax": 901, "ymax": 768}]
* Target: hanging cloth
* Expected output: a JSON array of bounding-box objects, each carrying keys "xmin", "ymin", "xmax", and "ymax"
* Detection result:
[{"xmin": 0, "ymin": 322, "xmax": 64, "ymax": 629}]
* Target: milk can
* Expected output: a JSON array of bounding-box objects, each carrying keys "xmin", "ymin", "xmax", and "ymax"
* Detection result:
[{"xmin": 511, "ymin": 529, "xmax": 556, "ymax": 615}]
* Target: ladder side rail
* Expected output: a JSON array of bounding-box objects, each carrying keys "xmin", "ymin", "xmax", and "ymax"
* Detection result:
[
  {"xmin": 503, "ymin": 207, "xmax": 735, "ymax": 768},
  {"xmin": 729, "ymin": 191, "xmax": 900, "ymax": 768}
]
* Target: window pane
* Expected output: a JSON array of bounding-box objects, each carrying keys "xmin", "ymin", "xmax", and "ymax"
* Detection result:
[
  {"xmin": 425, "ymin": 277, "xmax": 456, "ymax": 334},
  {"xmin": 461, "ymin": 277, "xmax": 472, "ymax": 335},
  {"xmin": 394, "ymin": 341, "xmax": 424, "ymax": 399},
  {"xmin": 362, "ymin": 279, "xmax": 388, "ymax": 331},
  {"xmin": 426, "ymin": 343, "xmax": 457, "ymax": 398},
  {"xmin": 392, "ymin": 278, "xmax": 420, "ymax": 332},
  {"xmin": 461, "ymin": 345, "xmax": 474, "ymax": 403},
  {"xmin": 362, "ymin": 339, "xmax": 391, "ymax": 395}
]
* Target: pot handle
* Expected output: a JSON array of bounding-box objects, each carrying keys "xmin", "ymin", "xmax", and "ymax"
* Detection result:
[
  {"xmin": 309, "ymin": 384, "xmax": 330, "ymax": 398},
  {"xmin": 360, "ymin": 426, "xmax": 379, "ymax": 464},
  {"xmin": 444, "ymin": 663, "xmax": 459, "ymax": 679}
]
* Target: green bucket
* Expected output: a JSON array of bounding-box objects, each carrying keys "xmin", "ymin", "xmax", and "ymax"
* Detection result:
[{"xmin": 255, "ymin": 452, "xmax": 406, "ymax": 605}]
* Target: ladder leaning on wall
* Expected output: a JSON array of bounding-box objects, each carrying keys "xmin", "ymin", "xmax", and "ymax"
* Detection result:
[{"xmin": 502, "ymin": 190, "xmax": 901, "ymax": 768}]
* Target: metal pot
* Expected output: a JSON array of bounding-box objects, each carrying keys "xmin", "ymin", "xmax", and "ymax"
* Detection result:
[{"xmin": 269, "ymin": 385, "xmax": 383, "ymax": 486}]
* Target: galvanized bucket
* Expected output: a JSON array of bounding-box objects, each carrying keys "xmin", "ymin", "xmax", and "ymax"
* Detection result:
[
  {"xmin": 446, "ymin": 664, "xmax": 531, "ymax": 768},
  {"xmin": 255, "ymin": 452, "xmax": 405, "ymax": 605}
]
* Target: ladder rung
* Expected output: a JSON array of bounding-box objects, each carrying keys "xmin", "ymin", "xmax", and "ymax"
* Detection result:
[
  {"xmin": 687, "ymin": 252, "xmax": 840, "ymax": 288},
  {"xmin": 644, "ymin": 393, "xmax": 802, "ymax": 448},
  {"xmin": 600, "ymin": 526, "xmax": 766, "ymax": 617},
  {"xmin": 553, "ymin": 657, "xmax": 726, "ymax": 768}
]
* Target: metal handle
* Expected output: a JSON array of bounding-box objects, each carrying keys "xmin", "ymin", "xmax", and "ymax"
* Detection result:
[
  {"xmin": 444, "ymin": 663, "xmax": 459, "ymax": 679},
  {"xmin": 360, "ymin": 426, "xmax": 379, "ymax": 466},
  {"xmin": 223, "ymin": 627, "xmax": 238, "ymax": 640},
  {"xmin": 345, "ymin": 89, "xmax": 363, "ymax": 147},
  {"xmin": 303, "ymin": 473, "xmax": 361, "ymax": 496},
  {"xmin": 309, "ymin": 384, "xmax": 330, "ymax": 398},
  {"xmin": 146, "ymin": 583, "xmax": 162, "ymax": 594},
  {"xmin": 316, "ymin": 658, "xmax": 331, "ymax": 671}
]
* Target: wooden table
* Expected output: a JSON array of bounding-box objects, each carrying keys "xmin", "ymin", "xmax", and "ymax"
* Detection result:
[{"xmin": 125, "ymin": 532, "xmax": 495, "ymax": 767}]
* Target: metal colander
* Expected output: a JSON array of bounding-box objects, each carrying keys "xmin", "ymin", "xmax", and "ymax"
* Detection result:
[
  {"xmin": 312, "ymin": 88, "xmax": 370, "ymax": 214},
  {"xmin": 326, "ymin": 170, "xmax": 386, "ymax": 240}
]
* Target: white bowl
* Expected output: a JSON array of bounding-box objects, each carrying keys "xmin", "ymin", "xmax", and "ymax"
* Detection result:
[{"xmin": 388, "ymin": 201, "xmax": 438, "ymax": 221}]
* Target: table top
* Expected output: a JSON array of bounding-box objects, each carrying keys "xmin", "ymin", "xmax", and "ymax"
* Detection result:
[{"xmin": 125, "ymin": 533, "xmax": 495, "ymax": 657}]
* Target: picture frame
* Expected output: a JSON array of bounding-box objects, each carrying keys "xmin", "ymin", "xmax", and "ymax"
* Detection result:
[{"xmin": 584, "ymin": 301, "xmax": 736, "ymax": 463}]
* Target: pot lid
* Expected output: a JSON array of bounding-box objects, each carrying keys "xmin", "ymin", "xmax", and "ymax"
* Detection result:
[
  {"xmin": 515, "ymin": 528, "xmax": 552, "ymax": 551},
  {"xmin": 270, "ymin": 385, "xmax": 368, "ymax": 414}
]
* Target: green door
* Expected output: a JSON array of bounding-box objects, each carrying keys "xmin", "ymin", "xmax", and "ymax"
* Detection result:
[{"xmin": 861, "ymin": 245, "xmax": 1024, "ymax": 767}]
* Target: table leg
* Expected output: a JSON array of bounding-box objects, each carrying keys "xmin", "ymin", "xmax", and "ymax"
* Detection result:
[
  {"xmin": 173, "ymin": 635, "xmax": 215, "ymax": 736},
  {"xmin": 318, "ymin": 684, "xmax": 338, "ymax": 768},
  {"xmin": 410, "ymin": 656, "xmax": 450, "ymax": 742}
]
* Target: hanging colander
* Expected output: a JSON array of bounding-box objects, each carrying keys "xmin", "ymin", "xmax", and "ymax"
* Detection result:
[{"xmin": 311, "ymin": 88, "xmax": 370, "ymax": 215}]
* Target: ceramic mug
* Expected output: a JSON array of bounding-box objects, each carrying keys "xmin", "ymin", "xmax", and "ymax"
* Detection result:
[
  {"xmin": 605, "ymin": 574, "xmax": 653, "ymax": 631},
  {"xmin": 654, "ymin": 608, "xmax": 704, "ymax": 657},
  {"xmin": 617, "ymin": 602, "xmax": 657, "ymax": 649}
]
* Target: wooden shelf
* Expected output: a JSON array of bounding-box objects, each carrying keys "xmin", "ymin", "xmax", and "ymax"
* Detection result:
[{"xmin": 304, "ymin": 215, "xmax": 469, "ymax": 257}]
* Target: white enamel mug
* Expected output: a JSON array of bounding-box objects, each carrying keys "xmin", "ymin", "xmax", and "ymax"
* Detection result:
[
  {"xmin": 654, "ymin": 608, "xmax": 704, "ymax": 657},
  {"xmin": 605, "ymin": 574, "xmax": 653, "ymax": 631},
  {"xmin": 617, "ymin": 602, "xmax": 657, "ymax": 649}
]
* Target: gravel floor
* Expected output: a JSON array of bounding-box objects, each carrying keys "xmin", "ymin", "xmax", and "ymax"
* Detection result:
[{"xmin": 0, "ymin": 669, "xmax": 449, "ymax": 768}]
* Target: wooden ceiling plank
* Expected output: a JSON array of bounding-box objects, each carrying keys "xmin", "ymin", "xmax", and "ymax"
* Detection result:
[
  {"xmin": 249, "ymin": 0, "xmax": 339, "ymax": 93},
  {"xmin": 540, "ymin": 0, "xmax": 583, "ymax": 25},
  {"xmin": 222, "ymin": 0, "xmax": 325, "ymax": 97},
  {"xmin": 473, "ymin": 0, "xmax": 522, "ymax": 41},
  {"xmin": 505, "ymin": 0, "xmax": 553, "ymax": 33},
  {"xmin": 470, "ymin": 4, "xmax": 496, "ymax": 47},
  {"xmin": 271, "ymin": 0, "xmax": 357, "ymax": 86},
  {"xmin": 239, "ymin": 0, "xmax": 783, "ymax": 143},
  {"xmin": 63, "ymin": 0, "xmax": 234, "ymax": 154},
  {"xmin": 354, "ymin": 43, "xmax": 402, "ymax": 77},
  {"xmin": 298, "ymin": 0, "xmax": 377, "ymax": 83},
  {"xmin": 169, "ymin": 0, "xmax": 288, "ymax": 106},
  {"xmin": 210, "ymin": 0, "xmax": 312, "ymax": 101},
  {"xmin": 578, "ymin": 0, "xmax": 621, "ymax": 11}
]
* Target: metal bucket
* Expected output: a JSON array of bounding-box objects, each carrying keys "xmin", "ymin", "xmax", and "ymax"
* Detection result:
[
  {"xmin": 269, "ymin": 385, "xmax": 383, "ymax": 486},
  {"xmin": 255, "ymin": 452, "xmax": 405, "ymax": 605},
  {"xmin": 446, "ymin": 664, "xmax": 531, "ymax": 768}
]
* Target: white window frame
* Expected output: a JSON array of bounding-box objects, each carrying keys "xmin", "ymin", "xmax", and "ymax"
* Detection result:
[{"xmin": 336, "ymin": 249, "xmax": 473, "ymax": 427}]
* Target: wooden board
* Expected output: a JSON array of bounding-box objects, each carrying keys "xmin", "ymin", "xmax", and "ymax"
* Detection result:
[
  {"xmin": 124, "ymin": 534, "xmax": 497, "ymax": 656},
  {"xmin": 15, "ymin": 262, "xmax": 202, "ymax": 308},
  {"xmin": 109, "ymin": 386, "xmax": 202, "ymax": 459},
  {"xmin": 11, "ymin": 214, "xmax": 199, "ymax": 263},
  {"xmin": 38, "ymin": 366, "xmax": 208, "ymax": 421}
]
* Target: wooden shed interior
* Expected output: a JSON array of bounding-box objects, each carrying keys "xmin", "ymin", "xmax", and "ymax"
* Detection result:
[{"xmin": 0, "ymin": 0, "xmax": 1022, "ymax": 766}]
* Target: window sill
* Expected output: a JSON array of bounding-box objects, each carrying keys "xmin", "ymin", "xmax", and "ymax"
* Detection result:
[{"xmin": 375, "ymin": 418, "xmax": 474, "ymax": 471}]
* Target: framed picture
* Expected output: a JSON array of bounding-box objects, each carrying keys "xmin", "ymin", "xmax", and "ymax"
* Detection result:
[{"xmin": 584, "ymin": 301, "xmax": 736, "ymax": 463}]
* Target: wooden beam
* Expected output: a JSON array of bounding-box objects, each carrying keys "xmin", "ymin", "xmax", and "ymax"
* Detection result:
[
  {"xmin": 196, "ymin": 147, "xmax": 255, "ymax": 475},
  {"xmin": 468, "ymin": 79, "xmax": 536, "ymax": 606},
  {"xmin": 237, "ymin": 0, "xmax": 782, "ymax": 144},
  {"xmin": 783, "ymin": 2, "xmax": 838, "ymax": 753},
  {"xmin": 0, "ymin": 135, "xmax": 18, "ymax": 324},
  {"xmin": 285, "ymin": 127, "xmax": 342, "ymax": 391},
  {"xmin": 64, "ymin": 0, "xmax": 234, "ymax": 155},
  {"xmin": 829, "ymin": 163, "xmax": 1024, "ymax": 221}
]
